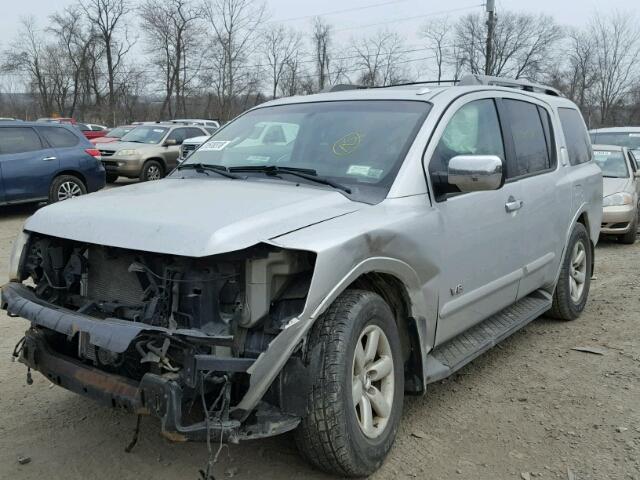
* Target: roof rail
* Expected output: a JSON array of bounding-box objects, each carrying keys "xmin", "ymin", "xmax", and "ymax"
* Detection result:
[
  {"xmin": 458, "ymin": 74, "xmax": 562, "ymax": 97},
  {"xmin": 323, "ymin": 84, "xmax": 369, "ymax": 93}
]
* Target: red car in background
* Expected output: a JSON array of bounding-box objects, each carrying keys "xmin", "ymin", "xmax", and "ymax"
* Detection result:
[
  {"xmin": 36, "ymin": 117, "xmax": 77, "ymax": 125},
  {"xmin": 90, "ymin": 125, "xmax": 136, "ymax": 144},
  {"xmin": 77, "ymin": 123, "xmax": 108, "ymax": 140}
]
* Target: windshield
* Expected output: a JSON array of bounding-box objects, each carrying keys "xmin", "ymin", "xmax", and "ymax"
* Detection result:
[
  {"xmin": 107, "ymin": 127, "xmax": 132, "ymax": 138},
  {"xmin": 590, "ymin": 131, "xmax": 640, "ymax": 150},
  {"xmin": 182, "ymin": 101, "xmax": 430, "ymax": 197},
  {"xmin": 121, "ymin": 126, "xmax": 168, "ymax": 144},
  {"xmin": 593, "ymin": 150, "xmax": 629, "ymax": 178}
]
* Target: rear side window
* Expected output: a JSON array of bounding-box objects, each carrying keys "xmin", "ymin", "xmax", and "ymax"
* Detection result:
[
  {"xmin": 0, "ymin": 127, "xmax": 43, "ymax": 154},
  {"xmin": 503, "ymin": 99, "xmax": 551, "ymax": 177},
  {"xmin": 39, "ymin": 127, "xmax": 80, "ymax": 148},
  {"xmin": 429, "ymin": 99, "xmax": 505, "ymax": 199},
  {"xmin": 185, "ymin": 127, "xmax": 206, "ymax": 140},
  {"xmin": 558, "ymin": 108, "xmax": 591, "ymax": 165}
]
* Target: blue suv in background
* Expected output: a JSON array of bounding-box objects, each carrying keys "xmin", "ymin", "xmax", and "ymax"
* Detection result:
[{"xmin": 0, "ymin": 122, "xmax": 106, "ymax": 205}]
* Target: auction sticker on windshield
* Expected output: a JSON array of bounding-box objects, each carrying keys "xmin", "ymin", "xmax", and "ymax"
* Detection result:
[
  {"xmin": 200, "ymin": 140, "xmax": 230, "ymax": 151},
  {"xmin": 346, "ymin": 165, "xmax": 383, "ymax": 179}
]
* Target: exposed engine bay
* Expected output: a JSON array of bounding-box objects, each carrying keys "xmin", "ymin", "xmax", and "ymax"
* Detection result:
[{"xmin": 6, "ymin": 232, "xmax": 316, "ymax": 441}]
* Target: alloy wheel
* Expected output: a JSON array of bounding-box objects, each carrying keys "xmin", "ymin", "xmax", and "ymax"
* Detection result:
[
  {"xmin": 146, "ymin": 165, "xmax": 161, "ymax": 180},
  {"xmin": 351, "ymin": 324, "xmax": 395, "ymax": 439},
  {"xmin": 57, "ymin": 181, "xmax": 82, "ymax": 201},
  {"xmin": 569, "ymin": 240, "xmax": 587, "ymax": 303}
]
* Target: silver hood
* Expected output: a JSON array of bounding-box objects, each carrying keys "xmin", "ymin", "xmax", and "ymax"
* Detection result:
[
  {"xmin": 603, "ymin": 177, "xmax": 632, "ymax": 197},
  {"xmin": 25, "ymin": 179, "xmax": 361, "ymax": 257}
]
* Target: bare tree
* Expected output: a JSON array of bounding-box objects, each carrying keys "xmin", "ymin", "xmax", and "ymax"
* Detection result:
[
  {"xmin": 261, "ymin": 24, "xmax": 301, "ymax": 99},
  {"xmin": 49, "ymin": 7, "xmax": 97, "ymax": 117},
  {"xmin": 140, "ymin": 0, "xmax": 203, "ymax": 119},
  {"xmin": 590, "ymin": 12, "xmax": 640, "ymax": 126},
  {"xmin": 454, "ymin": 11, "xmax": 563, "ymax": 80},
  {"xmin": 549, "ymin": 28, "xmax": 597, "ymax": 117},
  {"xmin": 420, "ymin": 18, "xmax": 451, "ymax": 83},
  {"xmin": 81, "ymin": 0, "xmax": 133, "ymax": 123},
  {"xmin": 312, "ymin": 17, "xmax": 331, "ymax": 91},
  {"xmin": 2, "ymin": 18, "xmax": 54, "ymax": 115},
  {"xmin": 353, "ymin": 30, "xmax": 407, "ymax": 87},
  {"xmin": 203, "ymin": 0, "xmax": 265, "ymax": 120}
]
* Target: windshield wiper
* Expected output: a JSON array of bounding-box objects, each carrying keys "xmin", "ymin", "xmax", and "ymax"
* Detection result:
[
  {"xmin": 176, "ymin": 163, "xmax": 243, "ymax": 179},
  {"xmin": 228, "ymin": 165, "xmax": 352, "ymax": 194}
]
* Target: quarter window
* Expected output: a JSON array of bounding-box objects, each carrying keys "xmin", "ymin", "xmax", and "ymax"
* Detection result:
[
  {"xmin": 0, "ymin": 127, "xmax": 43, "ymax": 154},
  {"xmin": 38, "ymin": 126, "xmax": 80, "ymax": 148},
  {"xmin": 503, "ymin": 99, "xmax": 551, "ymax": 177},
  {"xmin": 429, "ymin": 99, "xmax": 505, "ymax": 199},
  {"xmin": 558, "ymin": 108, "xmax": 591, "ymax": 165}
]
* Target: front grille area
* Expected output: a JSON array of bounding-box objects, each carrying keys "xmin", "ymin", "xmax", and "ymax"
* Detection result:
[
  {"xmin": 99, "ymin": 149, "xmax": 115, "ymax": 157},
  {"xmin": 87, "ymin": 247, "xmax": 144, "ymax": 305}
]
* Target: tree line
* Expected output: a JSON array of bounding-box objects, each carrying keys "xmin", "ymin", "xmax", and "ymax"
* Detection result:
[{"xmin": 0, "ymin": 0, "xmax": 639, "ymax": 128}]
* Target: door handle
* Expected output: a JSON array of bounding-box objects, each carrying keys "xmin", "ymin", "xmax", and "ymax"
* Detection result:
[
  {"xmin": 505, "ymin": 197, "xmax": 523, "ymax": 212},
  {"xmin": 42, "ymin": 156, "xmax": 57, "ymax": 161}
]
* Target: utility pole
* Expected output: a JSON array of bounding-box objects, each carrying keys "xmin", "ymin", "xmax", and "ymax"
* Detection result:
[{"xmin": 484, "ymin": 0, "xmax": 496, "ymax": 75}]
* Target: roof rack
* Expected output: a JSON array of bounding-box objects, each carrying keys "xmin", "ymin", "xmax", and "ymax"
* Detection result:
[
  {"xmin": 458, "ymin": 74, "xmax": 562, "ymax": 97},
  {"xmin": 323, "ymin": 84, "xmax": 369, "ymax": 93}
]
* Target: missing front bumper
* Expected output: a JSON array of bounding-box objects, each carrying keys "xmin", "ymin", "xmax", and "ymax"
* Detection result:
[
  {"xmin": 3, "ymin": 280, "xmax": 301, "ymax": 442},
  {"xmin": 17, "ymin": 330, "xmax": 299, "ymax": 442}
]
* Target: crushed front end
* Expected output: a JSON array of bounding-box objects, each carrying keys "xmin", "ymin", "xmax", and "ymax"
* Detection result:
[{"xmin": 3, "ymin": 233, "xmax": 316, "ymax": 442}]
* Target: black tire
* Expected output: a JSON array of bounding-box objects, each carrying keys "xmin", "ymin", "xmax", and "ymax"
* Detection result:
[
  {"xmin": 140, "ymin": 160, "xmax": 164, "ymax": 182},
  {"xmin": 48, "ymin": 175, "xmax": 87, "ymax": 203},
  {"xmin": 619, "ymin": 213, "xmax": 637, "ymax": 244},
  {"xmin": 105, "ymin": 173, "xmax": 119, "ymax": 183},
  {"xmin": 295, "ymin": 290, "xmax": 404, "ymax": 477},
  {"xmin": 549, "ymin": 222, "xmax": 592, "ymax": 320}
]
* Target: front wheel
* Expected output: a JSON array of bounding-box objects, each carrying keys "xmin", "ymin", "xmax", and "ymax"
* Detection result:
[
  {"xmin": 48, "ymin": 175, "xmax": 87, "ymax": 203},
  {"xmin": 140, "ymin": 160, "xmax": 163, "ymax": 182},
  {"xmin": 295, "ymin": 290, "xmax": 404, "ymax": 477},
  {"xmin": 549, "ymin": 222, "xmax": 592, "ymax": 320}
]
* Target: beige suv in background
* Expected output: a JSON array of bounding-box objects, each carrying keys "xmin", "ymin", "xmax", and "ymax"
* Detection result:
[{"xmin": 98, "ymin": 123, "xmax": 208, "ymax": 182}]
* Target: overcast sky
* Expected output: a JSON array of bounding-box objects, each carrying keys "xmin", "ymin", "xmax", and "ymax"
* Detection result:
[{"xmin": 0, "ymin": 0, "xmax": 637, "ymax": 56}]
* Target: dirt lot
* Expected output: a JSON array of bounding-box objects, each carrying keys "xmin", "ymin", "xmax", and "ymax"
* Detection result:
[{"xmin": 0, "ymin": 199, "xmax": 638, "ymax": 480}]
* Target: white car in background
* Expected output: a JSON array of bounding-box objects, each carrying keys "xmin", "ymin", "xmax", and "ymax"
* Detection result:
[
  {"xmin": 179, "ymin": 121, "xmax": 298, "ymax": 161},
  {"xmin": 590, "ymin": 127, "xmax": 640, "ymax": 165}
]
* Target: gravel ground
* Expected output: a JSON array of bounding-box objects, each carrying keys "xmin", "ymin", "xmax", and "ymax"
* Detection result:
[{"xmin": 0, "ymin": 198, "xmax": 638, "ymax": 480}]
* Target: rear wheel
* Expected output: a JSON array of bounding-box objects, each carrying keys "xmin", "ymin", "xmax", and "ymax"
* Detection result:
[
  {"xmin": 549, "ymin": 223, "xmax": 592, "ymax": 320},
  {"xmin": 48, "ymin": 175, "xmax": 87, "ymax": 203},
  {"xmin": 140, "ymin": 160, "xmax": 163, "ymax": 182},
  {"xmin": 295, "ymin": 290, "xmax": 404, "ymax": 477}
]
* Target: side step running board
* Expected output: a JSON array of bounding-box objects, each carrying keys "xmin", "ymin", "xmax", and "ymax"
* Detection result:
[{"xmin": 424, "ymin": 291, "xmax": 552, "ymax": 384}]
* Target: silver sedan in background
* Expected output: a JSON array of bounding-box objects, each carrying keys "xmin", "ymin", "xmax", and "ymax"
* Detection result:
[{"xmin": 593, "ymin": 144, "xmax": 640, "ymax": 243}]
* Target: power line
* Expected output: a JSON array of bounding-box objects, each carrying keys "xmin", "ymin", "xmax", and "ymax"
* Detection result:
[
  {"xmin": 333, "ymin": 4, "xmax": 484, "ymax": 32},
  {"xmin": 267, "ymin": 0, "xmax": 412, "ymax": 24}
]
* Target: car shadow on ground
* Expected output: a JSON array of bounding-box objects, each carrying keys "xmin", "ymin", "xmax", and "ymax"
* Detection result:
[{"xmin": 0, "ymin": 203, "xmax": 42, "ymax": 219}]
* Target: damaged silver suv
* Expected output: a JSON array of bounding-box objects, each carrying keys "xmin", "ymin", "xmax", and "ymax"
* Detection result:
[{"xmin": 3, "ymin": 75, "xmax": 602, "ymax": 477}]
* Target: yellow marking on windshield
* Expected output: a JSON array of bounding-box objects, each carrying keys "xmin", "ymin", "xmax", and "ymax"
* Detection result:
[{"xmin": 332, "ymin": 132, "xmax": 364, "ymax": 156}]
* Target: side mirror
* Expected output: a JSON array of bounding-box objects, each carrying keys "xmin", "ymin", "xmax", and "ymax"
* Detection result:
[
  {"xmin": 163, "ymin": 138, "xmax": 177, "ymax": 147},
  {"xmin": 634, "ymin": 171, "xmax": 640, "ymax": 178},
  {"xmin": 448, "ymin": 155, "xmax": 504, "ymax": 192}
]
